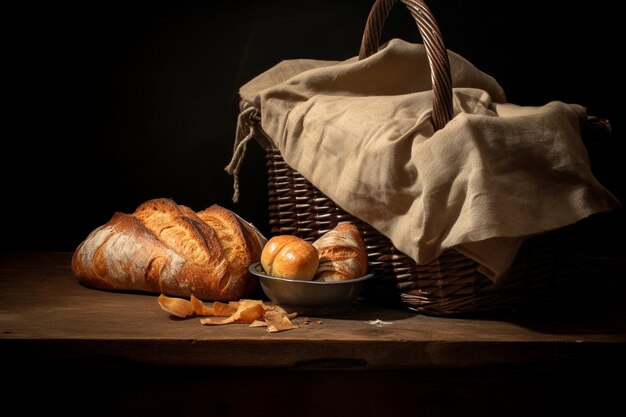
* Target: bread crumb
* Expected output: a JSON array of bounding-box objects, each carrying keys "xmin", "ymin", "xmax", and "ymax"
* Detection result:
[{"xmin": 368, "ymin": 319, "xmax": 393, "ymax": 327}]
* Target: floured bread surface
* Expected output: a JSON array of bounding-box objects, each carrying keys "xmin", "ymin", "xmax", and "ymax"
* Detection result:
[
  {"xmin": 72, "ymin": 213, "xmax": 188, "ymax": 293},
  {"xmin": 71, "ymin": 198, "xmax": 263, "ymax": 300}
]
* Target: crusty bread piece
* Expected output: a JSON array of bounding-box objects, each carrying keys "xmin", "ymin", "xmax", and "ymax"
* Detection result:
[
  {"xmin": 196, "ymin": 204, "xmax": 262, "ymax": 286},
  {"xmin": 260, "ymin": 235, "xmax": 319, "ymax": 280},
  {"xmin": 71, "ymin": 198, "xmax": 262, "ymax": 301},
  {"xmin": 312, "ymin": 223, "xmax": 368, "ymax": 282}
]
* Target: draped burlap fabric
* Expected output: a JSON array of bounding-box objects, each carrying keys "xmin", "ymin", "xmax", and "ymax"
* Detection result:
[{"xmin": 230, "ymin": 39, "xmax": 619, "ymax": 281}]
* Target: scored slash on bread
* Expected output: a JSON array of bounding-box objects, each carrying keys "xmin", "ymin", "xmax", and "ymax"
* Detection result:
[
  {"xmin": 133, "ymin": 199, "xmax": 229, "ymax": 276},
  {"xmin": 196, "ymin": 204, "xmax": 262, "ymax": 286},
  {"xmin": 71, "ymin": 198, "xmax": 263, "ymax": 301}
]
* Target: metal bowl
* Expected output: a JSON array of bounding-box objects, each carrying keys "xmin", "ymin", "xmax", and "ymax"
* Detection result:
[{"xmin": 248, "ymin": 262, "xmax": 375, "ymax": 316}]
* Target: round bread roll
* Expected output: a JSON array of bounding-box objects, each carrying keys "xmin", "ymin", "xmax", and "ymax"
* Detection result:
[{"xmin": 261, "ymin": 235, "xmax": 319, "ymax": 280}]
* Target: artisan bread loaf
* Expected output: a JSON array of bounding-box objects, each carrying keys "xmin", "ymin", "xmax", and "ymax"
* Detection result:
[
  {"xmin": 71, "ymin": 198, "xmax": 262, "ymax": 301},
  {"xmin": 313, "ymin": 223, "xmax": 368, "ymax": 282},
  {"xmin": 261, "ymin": 235, "xmax": 319, "ymax": 280}
]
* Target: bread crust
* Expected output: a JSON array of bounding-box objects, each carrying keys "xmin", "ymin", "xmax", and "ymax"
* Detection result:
[
  {"xmin": 71, "ymin": 198, "xmax": 262, "ymax": 301},
  {"xmin": 197, "ymin": 204, "xmax": 262, "ymax": 298},
  {"xmin": 261, "ymin": 235, "xmax": 319, "ymax": 280},
  {"xmin": 313, "ymin": 223, "xmax": 368, "ymax": 281}
]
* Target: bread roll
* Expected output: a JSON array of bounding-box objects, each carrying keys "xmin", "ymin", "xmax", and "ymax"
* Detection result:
[
  {"xmin": 261, "ymin": 235, "xmax": 319, "ymax": 280},
  {"xmin": 313, "ymin": 223, "xmax": 368, "ymax": 282},
  {"xmin": 71, "ymin": 198, "xmax": 262, "ymax": 301}
]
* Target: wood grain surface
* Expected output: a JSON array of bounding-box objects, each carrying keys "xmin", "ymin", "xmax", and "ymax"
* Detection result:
[{"xmin": 1, "ymin": 252, "xmax": 625, "ymax": 370}]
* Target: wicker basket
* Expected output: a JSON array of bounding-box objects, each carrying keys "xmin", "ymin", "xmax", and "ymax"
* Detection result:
[{"xmin": 240, "ymin": 0, "xmax": 612, "ymax": 315}]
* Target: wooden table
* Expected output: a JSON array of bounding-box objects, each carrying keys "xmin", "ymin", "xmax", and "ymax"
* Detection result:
[{"xmin": 2, "ymin": 252, "xmax": 625, "ymax": 417}]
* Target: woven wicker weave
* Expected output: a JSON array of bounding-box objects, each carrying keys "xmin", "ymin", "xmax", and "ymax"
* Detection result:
[{"xmin": 241, "ymin": 0, "xmax": 611, "ymax": 315}]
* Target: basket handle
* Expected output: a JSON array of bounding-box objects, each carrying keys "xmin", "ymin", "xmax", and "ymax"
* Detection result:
[{"xmin": 359, "ymin": 0, "xmax": 453, "ymax": 131}]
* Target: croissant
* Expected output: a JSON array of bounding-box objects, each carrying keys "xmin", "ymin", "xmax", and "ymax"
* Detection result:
[
  {"xmin": 71, "ymin": 198, "xmax": 263, "ymax": 301},
  {"xmin": 312, "ymin": 223, "xmax": 368, "ymax": 282}
]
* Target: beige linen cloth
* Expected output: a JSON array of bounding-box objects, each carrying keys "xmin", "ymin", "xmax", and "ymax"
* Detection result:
[{"xmin": 229, "ymin": 39, "xmax": 620, "ymax": 281}]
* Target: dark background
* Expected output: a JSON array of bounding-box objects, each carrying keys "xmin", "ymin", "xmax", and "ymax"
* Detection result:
[
  {"xmin": 3, "ymin": 2, "xmax": 624, "ymax": 416},
  {"xmin": 3, "ymin": 0, "xmax": 624, "ymax": 256}
]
